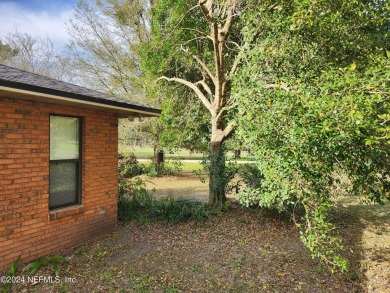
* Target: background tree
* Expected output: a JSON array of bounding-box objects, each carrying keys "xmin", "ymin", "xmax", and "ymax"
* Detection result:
[
  {"xmin": 67, "ymin": 0, "xmax": 153, "ymax": 100},
  {"xmin": 67, "ymin": 0, "xmax": 167, "ymax": 167},
  {"xmin": 158, "ymin": 85, "xmax": 210, "ymax": 153},
  {"xmin": 0, "ymin": 32, "xmax": 71, "ymax": 81},
  {"xmin": 233, "ymin": 0, "xmax": 389, "ymax": 270},
  {"xmin": 0, "ymin": 40, "xmax": 18, "ymax": 64}
]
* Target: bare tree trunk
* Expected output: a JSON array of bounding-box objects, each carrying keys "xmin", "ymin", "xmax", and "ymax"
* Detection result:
[
  {"xmin": 153, "ymin": 144, "xmax": 158, "ymax": 164},
  {"xmin": 157, "ymin": 150, "xmax": 164, "ymax": 164},
  {"xmin": 153, "ymin": 144, "xmax": 164, "ymax": 176},
  {"xmin": 234, "ymin": 149, "xmax": 241, "ymax": 159}
]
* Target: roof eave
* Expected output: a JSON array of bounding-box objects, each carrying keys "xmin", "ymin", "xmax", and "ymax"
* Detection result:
[{"xmin": 0, "ymin": 81, "xmax": 161, "ymax": 118}]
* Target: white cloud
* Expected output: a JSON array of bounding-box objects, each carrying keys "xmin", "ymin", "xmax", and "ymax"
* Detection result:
[{"xmin": 0, "ymin": 2, "xmax": 73, "ymax": 51}]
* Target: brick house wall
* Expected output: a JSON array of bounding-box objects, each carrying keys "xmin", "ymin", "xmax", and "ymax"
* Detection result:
[{"xmin": 0, "ymin": 96, "xmax": 118, "ymax": 272}]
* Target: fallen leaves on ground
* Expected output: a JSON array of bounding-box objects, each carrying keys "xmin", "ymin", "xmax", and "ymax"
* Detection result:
[{"xmin": 14, "ymin": 208, "xmax": 367, "ymax": 293}]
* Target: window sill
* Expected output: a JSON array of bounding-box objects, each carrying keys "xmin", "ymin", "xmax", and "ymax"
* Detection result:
[{"xmin": 49, "ymin": 205, "xmax": 84, "ymax": 220}]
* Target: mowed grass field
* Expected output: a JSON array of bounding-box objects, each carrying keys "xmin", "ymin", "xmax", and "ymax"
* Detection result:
[
  {"xmin": 120, "ymin": 145, "xmax": 203, "ymax": 160},
  {"xmin": 119, "ymin": 145, "xmax": 254, "ymax": 161}
]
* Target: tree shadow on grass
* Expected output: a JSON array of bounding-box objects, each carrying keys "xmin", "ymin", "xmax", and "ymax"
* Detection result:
[{"xmin": 332, "ymin": 197, "xmax": 390, "ymax": 292}]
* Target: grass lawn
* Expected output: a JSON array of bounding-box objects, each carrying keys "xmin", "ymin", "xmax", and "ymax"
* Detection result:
[
  {"xmin": 120, "ymin": 145, "xmax": 254, "ymax": 161},
  {"xmin": 10, "ymin": 172, "xmax": 389, "ymax": 292},
  {"xmin": 120, "ymin": 145, "xmax": 155, "ymax": 159},
  {"xmin": 179, "ymin": 162, "xmax": 204, "ymax": 173},
  {"xmin": 140, "ymin": 161, "xmax": 204, "ymax": 173}
]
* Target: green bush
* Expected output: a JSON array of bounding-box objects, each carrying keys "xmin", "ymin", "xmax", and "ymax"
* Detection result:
[
  {"xmin": 118, "ymin": 176, "xmax": 146, "ymax": 197},
  {"xmin": 157, "ymin": 198, "xmax": 212, "ymax": 224},
  {"xmin": 232, "ymin": 1, "xmax": 389, "ymax": 271},
  {"xmin": 239, "ymin": 164, "xmax": 263, "ymax": 189},
  {"xmin": 237, "ymin": 164, "xmax": 298, "ymax": 212},
  {"xmin": 118, "ymin": 153, "xmax": 144, "ymax": 178},
  {"xmin": 118, "ymin": 189, "xmax": 156, "ymax": 223}
]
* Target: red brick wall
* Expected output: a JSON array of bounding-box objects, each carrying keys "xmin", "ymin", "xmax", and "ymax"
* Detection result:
[{"xmin": 0, "ymin": 96, "xmax": 118, "ymax": 272}]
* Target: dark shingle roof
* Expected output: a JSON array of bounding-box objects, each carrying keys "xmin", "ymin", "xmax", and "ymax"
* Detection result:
[{"xmin": 0, "ymin": 64, "xmax": 160, "ymax": 116}]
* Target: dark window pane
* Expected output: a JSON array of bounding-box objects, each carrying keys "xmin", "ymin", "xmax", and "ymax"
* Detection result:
[{"xmin": 49, "ymin": 162, "xmax": 78, "ymax": 208}]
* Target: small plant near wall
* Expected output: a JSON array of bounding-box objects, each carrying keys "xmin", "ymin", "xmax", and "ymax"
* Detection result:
[
  {"xmin": 0, "ymin": 256, "xmax": 20, "ymax": 293},
  {"xmin": 0, "ymin": 255, "xmax": 68, "ymax": 292},
  {"xmin": 22, "ymin": 255, "xmax": 68, "ymax": 277}
]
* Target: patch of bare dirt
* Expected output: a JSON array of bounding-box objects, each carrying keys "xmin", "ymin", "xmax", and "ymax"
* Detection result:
[
  {"xmin": 335, "ymin": 197, "xmax": 390, "ymax": 293},
  {"xmin": 145, "ymin": 174, "xmax": 209, "ymax": 202},
  {"xmin": 144, "ymin": 173, "xmax": 238, "ymax": 202}
]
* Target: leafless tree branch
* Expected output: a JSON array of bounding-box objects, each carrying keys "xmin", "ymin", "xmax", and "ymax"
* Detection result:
[
  {"xmin": 157, "ymin": 76, "xmax": 213, "ymax": 111},
  {"xmin": 180, "ymin": 45, "xmax": 215, "ymax": 84}
]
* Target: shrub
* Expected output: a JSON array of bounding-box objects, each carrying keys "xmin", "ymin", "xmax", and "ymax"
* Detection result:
[
  {"xmin": 233, "ymin": 1, "xmax": 389, "ymax": 272},
  {"xmin": 118, "ymin": 176, "xmax": 147, "ymax": 197},
  {"xmin": 239, "ymin": 164, "xmax": 263, "ymax": 189},
  {"xmin": 118, "ymin": 153, "xmax": 144, "ymax": 178},
  {"xmin": 118, "ymin": 188, "xmax": 157, "ymax": 223},
  {"xmin": 237, "ymin": 164, "xmax": 298, "ymax": 212},
  {"xmin": 157, "ymin": 198, "xmax": 212, "ymax": 224}
]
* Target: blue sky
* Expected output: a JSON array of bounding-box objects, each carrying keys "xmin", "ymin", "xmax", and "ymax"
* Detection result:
[
  {"xmin": 0, "ymin": 0, "xmax": 76, "ymax": 51},
  {"xmin": 0, "ymin": 0, "xmax": 74, "ymax": 11}
]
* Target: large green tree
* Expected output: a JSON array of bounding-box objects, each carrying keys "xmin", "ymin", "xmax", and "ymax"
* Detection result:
[
  {"xmin": 143, "ymin": 0, "xmax": 249, "ymax": 206},
  {"xmin": 233, "ymin": 0, "xmax": 389, "ymax": 270}
]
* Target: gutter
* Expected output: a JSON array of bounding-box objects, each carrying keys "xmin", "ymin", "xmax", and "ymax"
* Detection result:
[{"xmin": 0, "ymin": 81, "xmax": 161, "ymax": 117}]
